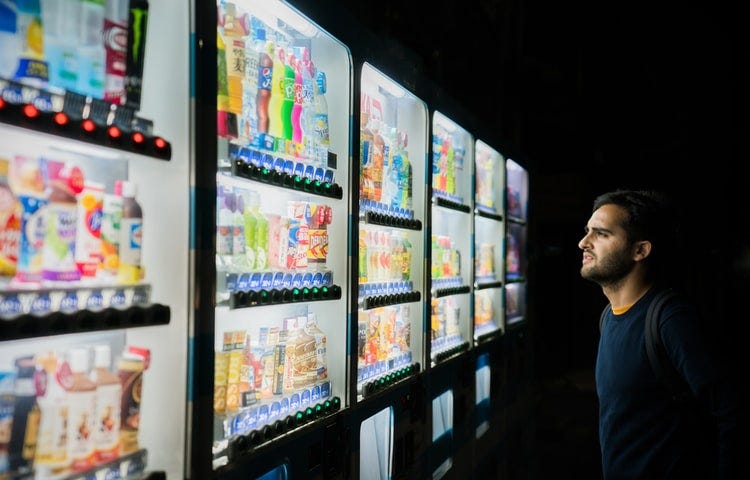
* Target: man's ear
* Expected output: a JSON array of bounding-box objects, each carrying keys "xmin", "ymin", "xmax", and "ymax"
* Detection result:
[{"xmin": 633, "ymin": 240, "xmax": 652, "ymax": 261}]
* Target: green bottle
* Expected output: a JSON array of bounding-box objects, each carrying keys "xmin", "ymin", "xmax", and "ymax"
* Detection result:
[
  {"xmin": 239, "ymin": 189, "xmax": 257, "ymax": 270},
  {"xmin": 248, "ymin": 191, "xmax": 268, "ymax": 270}
]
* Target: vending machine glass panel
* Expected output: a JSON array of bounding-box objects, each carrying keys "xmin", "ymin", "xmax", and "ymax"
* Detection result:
[
  {"xmin": 211, "ymin": 0, "xmax": 351, "ymax": 466},
  {"xmin": 356, "ymin": 62, "xmax": 427, "ymax": 402},
  {"xmin": 429, "ymin": 111, "xmax": 473, "ymax": 365},
  {"xmin": 473, "ymin": 140, "xmax": 505, "ymax": 341}
]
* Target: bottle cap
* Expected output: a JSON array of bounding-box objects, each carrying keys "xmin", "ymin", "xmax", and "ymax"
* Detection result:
[
  {"xmin": 69, "ymin": 348, "xmax": 89, "ymax": 373},
  {"xmin": 121, "ymin": 180, "xmax": 137, "ymax": 198},
  {"xmin": 94, "ymin": 344, "xmax": 111, "ymax": 368}
]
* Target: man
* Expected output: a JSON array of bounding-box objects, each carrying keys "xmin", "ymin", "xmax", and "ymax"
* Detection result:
[{"xmin": 578, "ymin": 189, "xmax": 743, "ymax": 479}]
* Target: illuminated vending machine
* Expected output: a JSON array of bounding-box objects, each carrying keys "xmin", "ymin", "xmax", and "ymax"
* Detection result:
[
  {"xmin": 471, "ymin": 139, "xmax": 508, "ymax": 476},
  {"xmin": 190, "ymin": 1, "xmax": 351, "ymax": 478},
  {"xmin": 425, "ymin": 110, "xmax": 474, "ymax": 480},
  {"xmin": 1, "ymin": 1, "xmax": 188, "ymax": 479},
  {"xmin": 503, "ymin": 157, "xmax": 531, "ymax": 437},
  {"xmin": 353, "ymin": 62, "xmax": 427, "ymax": 480}
]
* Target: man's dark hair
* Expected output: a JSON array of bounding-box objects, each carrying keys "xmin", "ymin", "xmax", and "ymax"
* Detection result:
[{"xmin": 592, "ymin": 189, "xmax": 683, "ymax": 284}]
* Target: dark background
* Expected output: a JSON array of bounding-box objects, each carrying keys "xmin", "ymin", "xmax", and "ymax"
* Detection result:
[
  {"xmin": 299, "ymin": 0, "xmax": 748, "ymax": 477},
  {"xmin": 321, "ymin": 0, "xmax": 749, "ymax": 377}
]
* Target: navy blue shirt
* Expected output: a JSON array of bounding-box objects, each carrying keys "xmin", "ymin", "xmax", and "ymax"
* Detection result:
[{"xmin": 596, "ymin": 287, "xmax": 742, "ymax": 479}]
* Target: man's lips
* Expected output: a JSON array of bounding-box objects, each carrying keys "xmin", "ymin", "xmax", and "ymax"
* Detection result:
[{"xmin": 582, "ymin": 253, "xmax": 594, "ymax": 264}]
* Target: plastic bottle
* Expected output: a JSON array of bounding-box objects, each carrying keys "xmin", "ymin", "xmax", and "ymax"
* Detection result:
[
  {"xmin": 33, "ymin": 352, "xmax": 68, "ymax": 476},
  {"xmin": 281, "ymin": 51, "xmax": 296, "ymax": 142},
  {"xmin": 74, "ymin": 181, "xmax": 104, "ymax": 278},
  {"xmin": 397, "ymin": 132, "xmax": 412, "ymax": 211},
  {"xmin": 370, "ymin": 120, "xmax": 385, "ymax": 202},
  {"xmin": 6, "ymin": 356, "xmax": 39, "ymax": 477},
  {"xmin": 256, "ymin": 39, "xmax": 273, "ymax": 134},
  {"xmin": 0, "ymin": 158, "xmax": 21, "ymax": 277},
  {"xmin": 100, "ymin": 180, "xmax": 123, "ymax": 276},
  {"xmin": 41, "ymin": 0, "xmax": 80, "ymax": 93},
  {"xmin": 291, "ymin": 55, "xmax": 304, "ymax": 147},
  {"xmin": 230, "ymin": 189, "xmax": 249, "ymax": 272},
  {"xmin": 298, "ymin": 48, "xmax": 316, "ymax": 160},
  {"xmin": 42, "ymin": 161, "xmax": 82, "ymax": 282},
  {"xmin": 116, "ymin": 180, "xmax": 143, "ymax": 284},
  {"xmin": 90, "ymin": 344, "xmax": 121, "ymax": 464},
  {"xmin": 312, "ymin": 69, "xmax": 330, "ymax": 165},
  {"xmin": 0, "ymin": 2, "xmax": 20, "ymax": 80},
  {"xmin": 117, "ymin": 349, "xmax": 145, "ymax": 455},
  {"xmin": 267, "ymin": 43, "xmax": 285, "ymax": 141},
  {"xmin": 12, "ymin": 0, "xmax": 49, "ymax": 89},
  {"xmin": 222, "ymin": 2, "xmax": 244, "ymax": 116},
  {"xmin": 239, "ymin": 189, "xmax": 257, "ymax": 270},
  {"xmin": 76, "ymin": 0, "xmax": 106, "ymax": 98},
  {"xmin": 216, "ymin": 185, "xmax": 233, "ymax": 270},
  {"xmin": 241, "ymin": 19, "xmax": 264, "ymax": 143},
  {"xmin": 103, "ymin": 0, "xmax": 129, "ymax": 104},
  {"xmin": 248, "ymin": 190, "xmax": 268, "ymax": 270},
  {"xmin": 66, "ymin": 347, "xmax": 97, "ymax": 472}
]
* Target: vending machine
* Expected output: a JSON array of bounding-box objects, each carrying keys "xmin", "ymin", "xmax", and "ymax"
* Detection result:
[
  {"xmin": 470, "ymin": 139, "xmax": 508, "ymax": 476},
  {"xmin": 424, "ymin": 109, "xmax": 475, "ymax": 480},
  {"xmin": 473, "ymin": 140, "xmax": 506, "ymax": 341},
  {"xmin": 504, "ymin": 158, "xmax": 528, "ymax": 329},
  {"xmin": 1, "ymin": 0, "xmax": 189, "ymax": 478},
  {"xmin": 351, "ymin": 61, "xmax": 428, "ymax": 480},
  {"xmin": 190, "ymin": 0, "xmax": 351, "ymax": 477},
  {"xmin": 503, "ymin": 157, "xmax": 532, "ymax": 459}
]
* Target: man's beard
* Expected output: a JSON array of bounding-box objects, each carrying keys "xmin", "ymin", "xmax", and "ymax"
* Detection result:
[{"xmin": 580, "ymin": 248, "xmax": 634, "ymax": 288}]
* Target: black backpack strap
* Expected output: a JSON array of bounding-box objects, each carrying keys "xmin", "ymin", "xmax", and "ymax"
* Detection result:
[{"xmin": 644, "ymin": 288, "xmax": 688, "ymax": 401}]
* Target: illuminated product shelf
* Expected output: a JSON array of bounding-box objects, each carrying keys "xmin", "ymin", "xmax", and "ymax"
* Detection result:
[{"xmin": 0, "ymin": 79, "xmax": 172, "ymax": 160}]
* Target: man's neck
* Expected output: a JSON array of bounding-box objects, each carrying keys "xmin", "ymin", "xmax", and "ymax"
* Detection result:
[{"xmin": 603, "ymin": 275, "xmax": 653, "ymax": 310}]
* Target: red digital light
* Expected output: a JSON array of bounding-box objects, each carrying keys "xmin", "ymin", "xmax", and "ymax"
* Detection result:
[
  {"xmin": 0, "ymin": 98, "xmax": 6, "ymax": 110},
  {"xmin": 154, "ymin": 137, "xmax": 167, "ymax": 149},
  {"xmin": 53, "ymin": 112, "xmax": 69, "ymax": 126},
  {"xmin": 132, "ymin": 132, "xmax": 145, "ymax": 145},
  {"xmin": 107, "ymin": 125, "xmax": 122, "ymax": 139},
  {"xmin": 82, "ymin": 119, "xmax": 96, "ymax": 133},
  {"xmin": 22, "ymin": 104, "xmax": 40, "ymax": 119}
]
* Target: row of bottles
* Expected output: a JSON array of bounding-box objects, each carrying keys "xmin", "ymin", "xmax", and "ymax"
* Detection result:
[
  {"xmin": 0, "ymin": 0, "xmax": 149, "ymax": 107},
  {"xmin": 359, "ymin": 94, "xmax": 413, "ymax": 214},
  {"xmin": 0, "ymin": 153, "xmax": 143, "ymax": 291},
  {"xmin": 357, "ymin": 227, "xmax": 412, "ymax": 285},
  {"xmin": 216, "ymin": 182, "xmax": 333, "ymax": 276},
  {"xmin": 0, "ymin": 344, "xmax": 149, "ymax": 479},
  {"xmin": 217, "ymin": 2, "xmax": 330, "ymax": 166}
]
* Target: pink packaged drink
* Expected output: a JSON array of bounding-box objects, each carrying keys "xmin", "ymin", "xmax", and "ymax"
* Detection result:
[{"xmin": 41, "ymin": 160, "xmax": 84, "ymax": 282}]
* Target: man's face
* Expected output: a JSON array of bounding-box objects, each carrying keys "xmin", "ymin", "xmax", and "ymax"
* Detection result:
[{"xmin": 578, "ymin": 204, "xmax": 635, "ymax": 286}]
